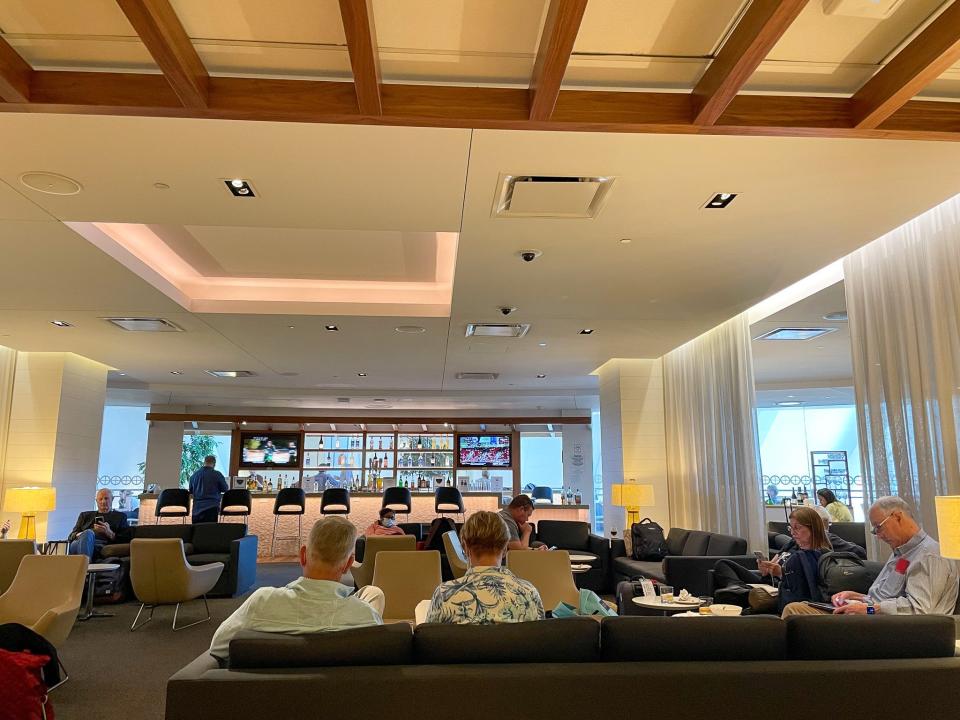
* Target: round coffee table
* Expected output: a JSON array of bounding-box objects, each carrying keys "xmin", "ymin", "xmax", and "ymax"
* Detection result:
[
  {"xmin": 79, "ymin": 563, "xmax": 119, "ymax": 621},
  {"xmin": 571, "ymin": 563, "xmax": 592, "ymax": 574},
  {"xmin": 568, "ymin": 554, "xmax": 596, "ymax": 564},
  {"xmin": 631, "ymin": 596, "xmax": 702, "ymax": 616}
]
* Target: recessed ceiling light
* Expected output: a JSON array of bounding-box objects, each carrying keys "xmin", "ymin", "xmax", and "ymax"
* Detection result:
[
  {"xmin": 153, "ymin": 182, "xmax": 170, "ymax": 190},
  {"xmin": 287, "ymin": 325, "xmax": 296, "ymax": 329},
  {"xmin": 536, "ymin": 373, "xmax": 546, "ymax": 378},
  {"xmin": 395, "ymin": 325, "xmax": 427, "ymax": 334},
  {"xmin": 704, "ymin": 192, "xmax": 737, "ymax": 209},
  {"xmin": 324, "ymin": 325, "xmax": 339, "ymax": 332},
  {"xmin": 357, "ymin": 372, "xmax": 367, "ymax": 377},
  {"xmin": 538, "ymin": 342, "xmax": 547, "ymax": 347},
  {"xmin": 50, "ymin": 320, "xmax": 72, "ymax": 327},
  {"xmin": 756, "ymin": 327, "xmax": 837, "ymax": 341},
  {"xmin": 224, "ymin": 179, "xmax": 256, "ymax": 197},
  {"xmin": 170, "ymin": 370, "xmax": 183, "ymax": 375},
  {"xmin": 787, "ymin": 395, "xmax": 795, "ymax": 398},
  {"xmin": 240, "ymin": 420, "xmax": 247, "ymax": 425},
  {"xmin": 118, "ymin": 372, "xmax": 126, "ymax": 376},
  {"xmin": 579, "ymin": 329, "xmax": 594, "ymax": 335},
  {"xmin": 205, "ymin": 370, "xmax": 256, "ymax": 378},
  {"xmin": 619, "ymin": 238, "xmax": 632, "ymax": 244}
]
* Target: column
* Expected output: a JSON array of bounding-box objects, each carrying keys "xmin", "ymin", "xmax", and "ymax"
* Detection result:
[
  {"xmin": 561, "ymin": 424, "xmax": 594, "ymax": 527},
  {"xmin": 144, "ymin": 406, "xmax": 187, "ymax": 491},
  {"xmin": 597, "ymin": 358, "xmax": 669, "ymax": 534},
  {"xmin": 1, "ymin": 352, "xmax": 108, "ymax": 541}
]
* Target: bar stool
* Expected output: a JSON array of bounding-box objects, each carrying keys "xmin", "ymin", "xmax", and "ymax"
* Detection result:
[
  {"xmin": 320, "ymin": 488, "xmax": 351, "ymax": 516},
  {"xmin": 434, "ymin": 486, "xmax": 464, "ymax": 522},
  {"xmin": 531, "ymin": 486, "xmax": 554, "ymax": 504},
  {"xmin": 155, "ymin": 489, "xmax": 191, "ymax": 524},
  {"xmin": 381, "ymin": 486, "xmax": 412, "ymax": 521},
  {"xmin": 271, "ymin": 488, "xmax": 306, "ymax": 558},
  {"xmin": 219, "ymin": 489, "xmax": 252, "ymax": 526}
]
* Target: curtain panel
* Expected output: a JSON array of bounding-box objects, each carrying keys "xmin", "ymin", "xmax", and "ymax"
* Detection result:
[
  {"xmin": 844, "ymin": 194, "xmax": 960, "ymax": 538},
  {"xmin": 664, "ymin": 314, "xmax": 766, "ymax": 552}
]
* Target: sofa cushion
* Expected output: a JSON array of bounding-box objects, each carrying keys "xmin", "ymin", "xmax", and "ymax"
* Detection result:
[
  {"xmin": 414, "ymin": 617, "xmax": 599, "ymax": 664},
  {"xmin": 229, "ymin": 624, "xmax": 413, "ymax": 669},
  {"xmin": 101, "ymin": 542, "xmax": 194, "ymax": 558},
  {"xmin": 681, "ymin": 531, "xmax": 710, "ymax": 556},
  {"xmin": 665, "ymin": 528, "xmax": 690, "ymax": 556},
  {"xmin": 186, "ymin": 553, "xmax": 230, "ymax": 566},
  {"xmin": 191, "ymin": 523, "xmax": 246, "ymax": 554},
  {"xmin": 613, "ymin": 557, "xmax": 665, "ymax": 582},
  {"xmin": 536, "ymin": 520, "xmax": 589, "ymax": 551},
  {"xmin": 601, "ymin": 616, "xmax": 787, "ymax": 662},
  {"xmin": 705, "ymin": 532, "xmax": 747, "ymax": 556},
  {"xmin": 132, "ymin": 525, "xmax": 192, "ymax": 541},
  {"xmin": 786, "ymin": 615, "xmax": 956, "ymax": 660}
]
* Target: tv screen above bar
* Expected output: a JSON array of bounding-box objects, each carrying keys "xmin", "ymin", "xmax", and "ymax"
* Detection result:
[{"xmin": 457, "ymin": 434, "xmax": 511, "ymax": 467}]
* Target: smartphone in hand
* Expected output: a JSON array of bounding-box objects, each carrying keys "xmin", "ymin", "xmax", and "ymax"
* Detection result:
[{"xmin": 753, "ymin": 551, "xmax": 766, "ymax": 563}]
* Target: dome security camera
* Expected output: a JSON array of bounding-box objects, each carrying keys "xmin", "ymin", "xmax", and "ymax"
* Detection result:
[
  {"xmin": 499, "ymin": 306, "xmax": 517, "ymax": 316},
  {"xmin": 518, "ymin": 249, "xmax": 542, "ymax": 263}
]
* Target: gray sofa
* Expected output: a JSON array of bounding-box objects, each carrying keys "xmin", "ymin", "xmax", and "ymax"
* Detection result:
[
  {"xmin": 612, "ymin": 527, "xmax": 753, "ymax": 596},
  {"xmin": 166, "ymin": 615, "xmax": 959, "ymax": 720}
]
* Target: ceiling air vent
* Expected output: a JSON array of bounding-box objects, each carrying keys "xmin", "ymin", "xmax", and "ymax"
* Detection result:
[
  {"xmin": 336, "ymin": 397, "xmax": 351, "ymax": 403},
  {"xmin": 756, "ymin": 327, "xmax": 837, "ymax": 341},
  {"xmin": 456, "ymin": 372, "xmax": 500, "ymax": 381},
  {"xmin": 493, "ymin": 174, "xmax": 615, "ymax": 218},
  {"xmin": 465, "ymin": 323, "xmax": 530, "ymax": 338},
  {"xmin": 205, "ymin": 370, "xmax": 256, "ymax": 378},
  {"xmin": 103, "ymin": 317, "xmax": 184, "ymax": 332}
]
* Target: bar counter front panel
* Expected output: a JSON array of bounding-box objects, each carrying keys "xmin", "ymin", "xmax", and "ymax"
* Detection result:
[{"xmin": 138, "ymin": 493, "xmax": 589, "ymax": 559}]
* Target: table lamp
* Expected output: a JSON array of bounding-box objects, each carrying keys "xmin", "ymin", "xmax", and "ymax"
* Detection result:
[
  {"xmin": 611, "ymin": 482, "xmax": 655, "ymax": 528},
  {"xmin": 4, "ymin": 486, "xmax": 57, "ymax": 540},
  {"xmin": 935, "ymin": 496, "xmax": 960, "ymax": 559}
]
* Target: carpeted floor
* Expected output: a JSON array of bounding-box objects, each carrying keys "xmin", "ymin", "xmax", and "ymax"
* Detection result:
[{"xmin": 53, "ymin": 563, "xmax": 302, "ymax": 720}]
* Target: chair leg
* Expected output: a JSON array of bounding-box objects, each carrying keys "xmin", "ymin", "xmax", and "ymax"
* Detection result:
[
  {"xmin": 172, "ymin": 595, "xmax": 211, "ymax": 631},
  {"xmin": 130, "ymin": 603, "xmax": 155, "ymax": 631},
  {"xmin": 298, "ymin": 514, "xmax": 302, "ymax": 546},
  {"xmin": 46, "ymin": 656, "xmax": 70, "ymax": 692},
  {"xmin": 271, "ymin": 515, "xmax": 279, "ymax": 558}
]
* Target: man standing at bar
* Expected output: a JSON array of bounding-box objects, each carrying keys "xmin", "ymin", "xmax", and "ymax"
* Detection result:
[{"xmin": 189, "ymin": 455, "xmax": 228, "ymax": 524}]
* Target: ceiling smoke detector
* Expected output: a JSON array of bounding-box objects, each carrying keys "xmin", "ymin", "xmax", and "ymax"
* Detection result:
[
  {"xmin": 465, "ymin": 323, "xmax": 530, "ymax": 338},
  {"xmin": 103, "ymin": 317, "xmax": 184, "ymax": 332},
  {"xmin": 493, "ymin": 174, "xmax": 615, "ymax": 218}
]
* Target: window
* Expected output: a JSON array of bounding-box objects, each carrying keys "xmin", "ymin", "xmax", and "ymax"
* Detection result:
[
  {"xmin": 519, "ymin": 432, "xmax": 563, "ymax": 499},
  {"xmin": 180, "ymin": 433, "xmax": 232, "ymax": 488},
  {"xmin": 96, "ymin": 405, "xmax": 149, "ymax": 512}
]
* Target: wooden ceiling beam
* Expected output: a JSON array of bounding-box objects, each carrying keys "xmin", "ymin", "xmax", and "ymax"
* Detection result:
[
  {"xmin": 529, "ymin": 0, "xmax": 588, "ymax": 121},
  {"xmin": 0, "ymin": 35, "xmax": 33, "ymax": 102},
  {"xmin": 7, "ymin": 71, "xmax": 960, "ymax": 141},
  {"xmin": 850, "ymin": 0, "xmax": 960, "ymax": 129},
  {"xmin": 692, "ymin": 0, "xmax": 808, "ymax": 126},
  {"xmin": 338, "ymin": 0, "xmax": 382, "ymax": 115},
  {"xmin": 115, "ymin": 0, "xmax": 209, "ymax": 108}
]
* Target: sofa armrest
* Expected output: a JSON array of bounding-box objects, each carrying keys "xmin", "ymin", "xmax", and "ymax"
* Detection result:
[
  {"xmin": 588, "ymin": 534, "xmax": 610, "ymax": 570},
  {"xmin": 663, "ymin": 555, "xmax": 758, "ymax": 597},
  {"xmin": 230, "ymin": 535, "xmax": 259, "ymax": 596},
  {"xmin": 611, "ymin": 537, "xmax": 627, "ymax": 560}
]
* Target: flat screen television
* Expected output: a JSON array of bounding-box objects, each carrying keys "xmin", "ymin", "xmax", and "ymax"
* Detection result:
[
  {"xmin": 239, "ymin": 432, "xmax": 300, "ymax": 468},
  {"xmin": 457, "ymin": 434, "xmax": 511, "ymax": 468}
]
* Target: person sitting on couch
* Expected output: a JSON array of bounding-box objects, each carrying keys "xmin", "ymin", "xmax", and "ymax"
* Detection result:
[
  {"xmin": 364, "ymin": 508, "xmax": 405, "ymax": 537},
  {"xmin": 426, "ymin": 510, "xmax": 544, "ymax": 624},
  {"xmin": 209, "ymin": 516, "xmax": 384, "ymax": 662},
  {"xmin": 783, "ymin": 496, "xmax": 960, "ymax": 617},
  {"xmin": 817, "ymin": 488, "xmax": 854, "ymax": 523},
  {"xmin": 67, "ymin": 489, "xmax": 129, "ymax": 561},
  {"xmin": 498, "ymin": 495, "xmax": 546, "ymax": 551}
]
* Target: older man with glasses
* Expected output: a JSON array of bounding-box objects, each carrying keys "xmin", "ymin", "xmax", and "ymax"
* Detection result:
[{"xmin": 783, "ymin": 495, "xmax": 959, "ymax": 616}]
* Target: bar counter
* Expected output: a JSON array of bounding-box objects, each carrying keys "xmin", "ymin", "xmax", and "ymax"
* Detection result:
[{"xmin": 138, "ymin": 492, "xmax": 589, "ymax": 559}]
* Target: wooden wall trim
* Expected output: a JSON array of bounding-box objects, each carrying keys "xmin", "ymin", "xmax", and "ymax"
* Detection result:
[{"xmin": 0, "ymin": 35, "xmax": 32, "ymax": 102}]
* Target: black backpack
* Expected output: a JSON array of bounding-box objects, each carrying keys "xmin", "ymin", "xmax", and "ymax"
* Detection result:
[
  {"xmin": 818, "ymin": 551, "xmax": 878, "ymax": 596},
  {"xmin": 631, "ymin": 518, "xmax": 668, "ymax": 561}
]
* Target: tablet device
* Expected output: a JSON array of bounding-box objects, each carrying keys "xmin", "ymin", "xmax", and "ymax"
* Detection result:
[{"xmin": 804, "ymin": 601, "xmax": 836, "ymax": 613}]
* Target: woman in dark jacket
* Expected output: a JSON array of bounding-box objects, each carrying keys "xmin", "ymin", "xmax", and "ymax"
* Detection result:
[{"xmin": 757, "ymin": 506, "xmax": 833, "ymax": 614}]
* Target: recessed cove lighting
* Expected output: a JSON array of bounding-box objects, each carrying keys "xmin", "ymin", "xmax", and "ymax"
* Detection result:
[
  {"xmin": 538, "ymin": 342, "xmax": 547, "ymax": 347},
  {"xmin": 776, "ymin": 401, "xmax": 803, "ymax": 406},
  {"xmin": 324, "ymin": 325, "xmax": 339, "ymax": 332},
  {"xmin": 579, "ymin": 329, "xmax": 594, "ymax": 335},
  {"xmin": 395, "ymin": 325, "xmax": 426, "ymax": 334},
  {"xmin": 704, "ymin": 192, "xmax": 737, "ymax": 209},
  {"xmin": 756, "ymin": 327, "xmax": 837, "ymax": 341},
  {"xmin": 224, "ymin": 179, "xmax": 256, "ymax": 197},
  {"xmin": 50, "ymin": 320, "xmax": 73, "ymax": 327}
]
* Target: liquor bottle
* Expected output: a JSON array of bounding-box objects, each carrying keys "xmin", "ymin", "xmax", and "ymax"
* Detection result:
[
  {"xmin": 416, "ymin": 436, "xmax": 423, "ymax": 450},
  {"xmin": 378, "ymin": 438, "xmax": 383, "ymax": 450},
  {"xmin": 319, "ymin": 436, "xmax": 324, "ymax": 448},
  {"xmin": 267, "ymin": 479, "xmax": 274, "ymax": 492}
]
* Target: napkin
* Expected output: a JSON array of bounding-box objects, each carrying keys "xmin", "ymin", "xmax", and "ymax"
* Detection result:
[{"xmin": 678, "ymin": 589, "xmax": 693, "ymax": 602}]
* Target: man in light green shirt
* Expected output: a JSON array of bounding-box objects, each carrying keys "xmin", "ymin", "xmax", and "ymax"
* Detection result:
[{"xmin": 209, "ymin": 516, "xmax": 383, "ymax": 662}]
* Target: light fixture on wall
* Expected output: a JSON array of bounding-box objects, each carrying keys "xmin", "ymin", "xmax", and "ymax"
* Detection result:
[{"xmin": 3, "ymin": 486, "xmax": 56, "ymax": 540}]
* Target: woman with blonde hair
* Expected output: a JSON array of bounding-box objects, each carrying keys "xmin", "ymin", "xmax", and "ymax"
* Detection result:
[{"xmin": 425, "ymin": 511, "xmax": 544, "ymax": 624}]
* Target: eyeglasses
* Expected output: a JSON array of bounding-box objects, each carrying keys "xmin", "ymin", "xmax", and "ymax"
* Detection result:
[{"xmin": 870, "ymin": 512, "xmax": 896, "ymax": 535}]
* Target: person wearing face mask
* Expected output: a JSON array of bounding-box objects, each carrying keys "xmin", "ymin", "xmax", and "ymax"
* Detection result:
[{"xmin": 364, "ymin": 508, "xmax": 405, "ymax": 536}]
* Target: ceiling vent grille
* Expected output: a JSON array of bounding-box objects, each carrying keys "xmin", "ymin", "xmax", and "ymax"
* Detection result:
[
  {"xmin": 493, "ymin": 174, "xmax": 615, "ymax": 218},
  {"xmin": 103, "ymin": 317, "xmax": 184, "ymax": 332},
  {"xmin": 755, "ymin": 327, "xmax": 837, "ymax": 341},
  {"xmin": 205, "ymin": 370, "xmax": 256, "ymax": 378},
  {"xmin": 456, "ymin": 372, "xmax": 500, "ymax": 381},
  {"xmin": 465, "ymin": 323, "xmax": 530, "ymax": 338}
]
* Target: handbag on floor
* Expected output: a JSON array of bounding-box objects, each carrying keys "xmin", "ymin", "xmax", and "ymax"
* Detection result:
[{"xmin": 0, "ymin": 648, "xmax": 55, "ymax": 720}]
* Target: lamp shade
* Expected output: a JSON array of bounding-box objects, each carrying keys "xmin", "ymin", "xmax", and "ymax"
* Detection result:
[
  {"xmin": 4, "ymin": 486, "xmax": 57, "ymax": 513},
  {"xmin": 611, "ymin": 483, "xmax": 655, "ymax": 508},
  {"xmin": 935, "ymin": 495, "xmax": 960, "ymax": 560}
]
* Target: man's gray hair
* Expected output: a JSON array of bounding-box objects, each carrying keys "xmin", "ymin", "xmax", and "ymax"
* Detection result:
[
  {"xmin": 812, "ymin": 505, "xmax": 831, "ymax": 527},
  {"xmin": 306, "ymin": 516, "xmax": 357, "ymax": 566},
  {"xmin": 871, "ymin": 495, "xmax": 914, "ymax": 518}
]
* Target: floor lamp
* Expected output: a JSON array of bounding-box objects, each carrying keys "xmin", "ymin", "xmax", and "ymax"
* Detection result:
[
  {"xmin": 611, "ymin": 482, "xmax": 655, "ymax": 530},
  {"xmin": 935, "ymin": 496, "xmax": 960, "ymax": 562},
  {"xmin": 4, "ymin": 486, "xmax": 57, "ymax": 540}
]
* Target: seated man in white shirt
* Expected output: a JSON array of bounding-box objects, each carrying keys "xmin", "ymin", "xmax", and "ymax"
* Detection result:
[{"xmin": 209, "ymin": 516, "xmax": 384, "ymax": 662}]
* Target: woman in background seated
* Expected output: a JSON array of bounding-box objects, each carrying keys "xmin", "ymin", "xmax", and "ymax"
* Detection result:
[
  {"xmin": 364, "ymin": 508, "xmax": 405, "ymax": 537},
  {"xmin": 817, "ymin": 488, "xmax": 854, "ymax": 523},
  {"xmin": 426, "ymin": 511, "xmax": 544, "ymax": 624}
]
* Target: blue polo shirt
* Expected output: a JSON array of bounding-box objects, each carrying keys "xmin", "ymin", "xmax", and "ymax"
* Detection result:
[{"xmin": 188, "ymin": 466, "xmax": 228, "ymax": 515}]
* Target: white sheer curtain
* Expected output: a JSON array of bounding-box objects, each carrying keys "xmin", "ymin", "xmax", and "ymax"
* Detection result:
[
  {"xmin": 0, "ymin": 345, "xmax": 17, "ymax": 506},
  {"xmin": 844, "ymin": 194, "xmax": 960, "ymax": 538},
  {"xmin": 664, "ymin": 314, "xmax": 766, "ymax": 552}
]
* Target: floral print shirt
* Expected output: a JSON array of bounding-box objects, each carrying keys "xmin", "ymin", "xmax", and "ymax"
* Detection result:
[{"xmin": 425, "ymin": 566, "xmax": 544, "ymax": 624}]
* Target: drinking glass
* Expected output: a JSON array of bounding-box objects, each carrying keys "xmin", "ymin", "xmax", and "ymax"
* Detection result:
[
  {"xmin": 698, "ymin": 596, "xmax": 713, "ymax": 614},
  {"xmin": 659, "ymin": 585, "xmax": 674, "ymax": 603}
]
